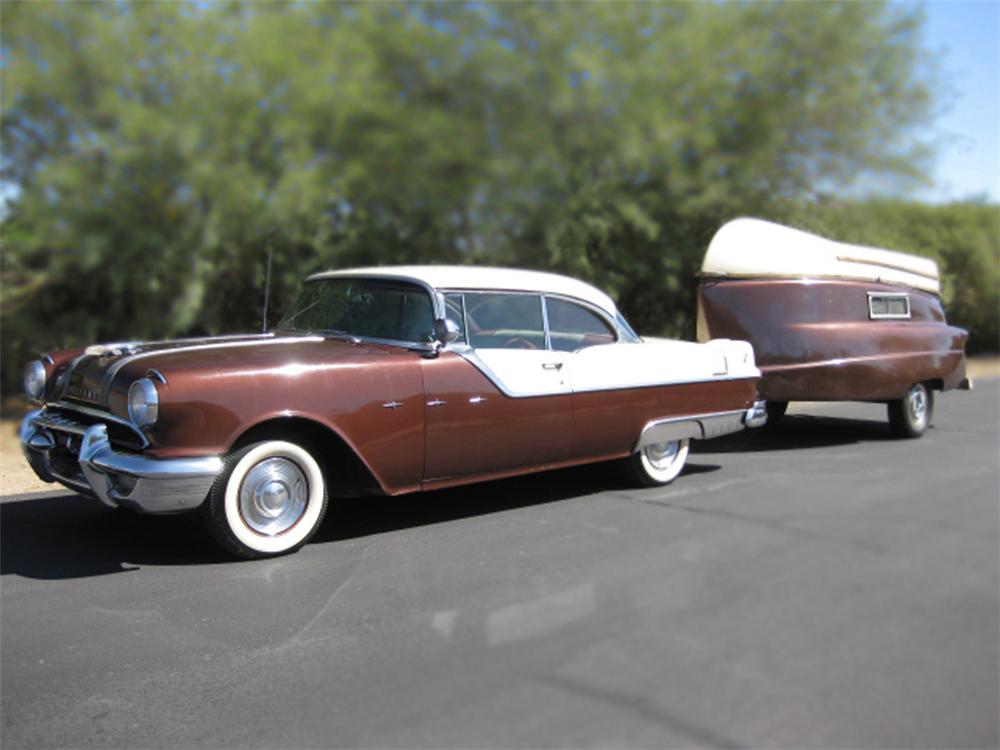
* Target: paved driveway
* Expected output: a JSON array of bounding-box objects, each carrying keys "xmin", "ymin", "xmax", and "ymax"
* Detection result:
[{"xmin": 2, "ymin": 384, "xmax": 997, "ymax": 748}]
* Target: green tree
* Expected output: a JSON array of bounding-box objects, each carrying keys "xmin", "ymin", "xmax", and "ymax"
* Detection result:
[{"xmin": 1, "ymin": 1, "xmax": 963, "ymax": 396}]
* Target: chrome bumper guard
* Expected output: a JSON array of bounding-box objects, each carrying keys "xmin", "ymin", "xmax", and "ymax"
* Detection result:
[
  {"xmin": 635, "ymin": 401, "xmax": 767, "ymax": 451},
  {"xmin": 19, "ymin": 409, "xmax": 222, "ymax": 514},
  {"xmin": 744, "ymin": 400, "xmax": 768, "ymax": 428}
]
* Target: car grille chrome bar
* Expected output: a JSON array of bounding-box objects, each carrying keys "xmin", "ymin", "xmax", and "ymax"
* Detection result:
[{"xmin": 39, "ymin": 402, "xmax": 149, "ymax": 449}]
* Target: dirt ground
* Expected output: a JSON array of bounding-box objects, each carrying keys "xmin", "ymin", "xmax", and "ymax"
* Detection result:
[{"xmin": 2, "ymin": 357, "xmax": 998, "ymax": 498}]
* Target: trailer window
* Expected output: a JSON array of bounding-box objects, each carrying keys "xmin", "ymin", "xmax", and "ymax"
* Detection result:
[{"xmin": 868, "ymin": 293, "xmax": 911, "ymax": 320}]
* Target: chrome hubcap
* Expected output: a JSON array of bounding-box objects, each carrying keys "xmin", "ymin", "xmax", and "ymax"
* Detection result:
[
  {"xmin": 644, "ymin": 440, "xmax": 680, "ymax": 470},
  {"xmin": 239, "ymin": 457, "xmax": 308, "ymax": 536},
  {"xmin": 908, "ymin": 388, "xmax": 927, "ymax": 425}
]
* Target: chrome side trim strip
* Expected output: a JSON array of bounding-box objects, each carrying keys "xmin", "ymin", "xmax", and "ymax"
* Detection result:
[
  {"xmin": 634, "ymin": 409, "xmax": 749, "ymax": 451},
  {"xmin": 453, "ymin": 347, "xmax": 755, "ymax": 400}
]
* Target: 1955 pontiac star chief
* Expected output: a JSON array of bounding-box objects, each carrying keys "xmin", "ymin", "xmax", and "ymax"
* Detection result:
[{"xmin": 21, "ymin": 266, "xmax": 765, "ymax": 558}]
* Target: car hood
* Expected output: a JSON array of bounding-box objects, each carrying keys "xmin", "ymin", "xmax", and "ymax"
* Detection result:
[{"xmin": 60, "ymin": 333, "xmax": 413, "ymax": 409}]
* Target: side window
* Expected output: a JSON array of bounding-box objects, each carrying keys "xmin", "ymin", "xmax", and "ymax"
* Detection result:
[
  {"xmin": 546, "ymin": 297, "xmax": 617, "ymax": 352},
  {"xmin": 443, "ymin": 293, "xmax": 467, "ymax": 344},
  {"xmin": 465, "ymin": 293, "xmax": 545, "ymax": 350}
]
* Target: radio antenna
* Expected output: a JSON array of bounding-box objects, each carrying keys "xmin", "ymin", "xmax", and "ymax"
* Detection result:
[{"xmin": 261, "ymin": 232, "xmax": 274, "ymax": 333}]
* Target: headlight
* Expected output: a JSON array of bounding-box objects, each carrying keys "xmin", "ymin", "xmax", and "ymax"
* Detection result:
[
  {"xmin": 24, "ymin": 360, "xmax": 46, "ymax": 402},
  {"xmin": 128, "ymin": 378, "xmax": 159, "ymax": 428}
]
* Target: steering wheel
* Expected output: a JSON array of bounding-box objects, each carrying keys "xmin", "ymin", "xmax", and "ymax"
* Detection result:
[{"xmin": 502, "ymin": 336, "xmax": 538, "ymax": 350}]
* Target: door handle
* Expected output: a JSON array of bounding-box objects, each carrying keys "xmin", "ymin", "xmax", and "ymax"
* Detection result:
[{"xmin": 541, "ymin": 362, "xmax": 563, "ymax": 370}]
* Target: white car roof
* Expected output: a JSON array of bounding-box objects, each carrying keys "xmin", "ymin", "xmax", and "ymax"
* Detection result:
[
  {"xmin": 702, "ymin": 218, "xmax": 940, "ymax": 294},
  {"xmin": 308, "ymin": 265, "xmax": 620, "ymax": 316}
]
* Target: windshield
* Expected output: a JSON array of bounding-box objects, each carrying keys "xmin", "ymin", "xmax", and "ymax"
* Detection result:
[{"xmin": 276, "ymin": 278, "xmax": 436, "ymax": 344}]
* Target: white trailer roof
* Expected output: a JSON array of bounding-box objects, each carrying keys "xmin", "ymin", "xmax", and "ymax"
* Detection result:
[{"xmin": 701, "ymin": 218, "xmax": 940, "ymax": 294}]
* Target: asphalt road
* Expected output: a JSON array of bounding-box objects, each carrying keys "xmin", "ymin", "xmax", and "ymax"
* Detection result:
[{"xmin": 2, "ymin": 384, "xmax": 998, "ymax": 749}]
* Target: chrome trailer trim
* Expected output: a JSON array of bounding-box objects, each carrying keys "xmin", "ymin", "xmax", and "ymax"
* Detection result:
[
  {"xmin": 20, "ymin": 410, "xmax": 222, "ymax": 513},
  {"xmin": 634, "ymin": 401, "xmax": 767, "ymax": 451}
]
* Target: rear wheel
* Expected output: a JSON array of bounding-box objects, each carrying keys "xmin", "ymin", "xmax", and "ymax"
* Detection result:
[
  {"xmin": 888, "ymin": 383, "xmax": 933, "ymax": 438},
  {"xmin": 202, "ymin": 439, "xmax": 328, "ymax": 559},
  {"xmin": 628, "ymin": 438, "xmax": 690, "ymax": 487}
]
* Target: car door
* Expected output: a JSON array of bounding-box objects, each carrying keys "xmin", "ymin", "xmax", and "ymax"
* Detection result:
[
  {"xmin": 545, "ymin": 296, "xmax": 665, "ymax": 460},
  {"xmin": 422, "ymin": 292, "xmax": 572, "ymax": 482}
]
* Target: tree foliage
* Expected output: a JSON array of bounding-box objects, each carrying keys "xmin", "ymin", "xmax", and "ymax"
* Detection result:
[{"xmin": 3, "ymin": 0, "xmax": 983, "ymax": 397}]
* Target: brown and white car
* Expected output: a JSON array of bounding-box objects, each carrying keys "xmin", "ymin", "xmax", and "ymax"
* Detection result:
[{"xmin": 21, "ymin": 266, "xmax": 765, "ymax": 558}]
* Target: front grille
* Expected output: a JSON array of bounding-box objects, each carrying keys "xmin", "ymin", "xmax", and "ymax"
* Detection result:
[
  {"xmin": 37, "ymin": 404, "xmax": 147, "ymax": 452},
  {"xmin": 66, "ymin": 384, "xmax": 101, "ymax": 402}
]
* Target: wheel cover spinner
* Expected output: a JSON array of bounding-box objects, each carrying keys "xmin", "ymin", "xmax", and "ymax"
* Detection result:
[
  {"xmin": 238, "ymin": 457, "xmax": 309, "ymax": 536},
  {"xmin": 644, "ymin": 440, "xmax": 680, "ymax": 470}
]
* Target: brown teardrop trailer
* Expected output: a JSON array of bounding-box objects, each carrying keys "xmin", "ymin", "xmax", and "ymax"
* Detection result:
[{"xmin": 697, "ymin": 218, "xmax": 972, "ymax": 438}]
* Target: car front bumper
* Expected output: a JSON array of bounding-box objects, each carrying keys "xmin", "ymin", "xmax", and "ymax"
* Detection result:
[{"xmin": 20, "ymin": 409, "xmax": 222, "ymax": 513}]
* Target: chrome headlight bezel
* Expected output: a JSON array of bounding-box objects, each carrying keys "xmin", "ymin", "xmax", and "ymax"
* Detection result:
[
  {"xmin": 24, "ymin": 360, "xmax": 46, "ymax": 402},
  {"xmin": 127, "ymin": 378, "xmax": 159, "ymax": 428}
]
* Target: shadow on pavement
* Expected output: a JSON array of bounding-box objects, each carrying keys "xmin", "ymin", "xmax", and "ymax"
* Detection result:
[
  {"xmin": 307, "ymin": 460, "xmax": 719, "ymax": 545},
  {"xmin": 0, "ymin": 495, "xmax": 228, "ymax": 579},
  {"xmin": 695, "ymin": 413, "xmax": 897, "ymax": 454},
  {"xmin": 0, "ymin": 460, "xmax": 717, "ymax": 580}
]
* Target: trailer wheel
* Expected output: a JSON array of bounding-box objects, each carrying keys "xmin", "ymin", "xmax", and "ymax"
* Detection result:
[
  {"xmin": 888, "ymin": 383, "xmax": 933, "ymax": 438},
  {"xmin": 765, "ymin": 401, "xmax": 788, "ymax": 426}
]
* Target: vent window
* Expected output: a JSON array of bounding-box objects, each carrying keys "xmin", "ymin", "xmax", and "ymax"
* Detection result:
[{"xmin": 868, "ymin": 293, "xmax": 911, "ymax": 319}]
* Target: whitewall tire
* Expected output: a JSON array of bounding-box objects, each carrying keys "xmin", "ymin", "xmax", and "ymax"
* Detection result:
[
  {"xmin": 203, "ymin": 440, "xmax": 328, "ymax": 559},
  {"xmin": 629, "ymin": 438, "xmax": 690, "ymax": 487}
]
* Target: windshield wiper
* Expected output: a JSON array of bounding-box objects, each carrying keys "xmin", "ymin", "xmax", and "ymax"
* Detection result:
[
  {"xmin": 276, "ymin": 300, "xmax": 322, "ymax": 331},
  {"xmin": 320, "ymin": 329, "xmax": 362, "ymax": 344}
]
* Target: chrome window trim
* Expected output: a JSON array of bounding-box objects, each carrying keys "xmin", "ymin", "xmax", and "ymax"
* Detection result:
[
  {"xmin": 543, "ymin": 295, "xmax": 620, "ymax": 351},
  {"xmin": 867, "ymin": 291, "xmax": 911, "ymax": 320},
  {"xmin": 289, "ymin": 274, "xmax": 445, "ymax": 324},
  {"xmin": 540, "ymin": 294, "xmax": 553, "ymax": 350},
  {"xmin": 442, "ymin": 292, "xmax": 468, "ymax": 345},
  {"xmin": 439, "ymin": 289, "xmax": 624, "ymax": 351},
  {"xmin": 451, "ymin": 290, "xmax": 547, "ymax": 351}
]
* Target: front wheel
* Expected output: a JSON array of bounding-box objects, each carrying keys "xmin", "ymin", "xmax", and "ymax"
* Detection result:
[
  {"xmin": 628, "ymin": 438, "xmax": 690, "ymax": 487},
  {"xmin": 202, "ymin": 439, "xmax": 328, "ymax": 559},
  {"xmin": 887, "ymin": 383, "xmax": 934, "ymax": 439}
]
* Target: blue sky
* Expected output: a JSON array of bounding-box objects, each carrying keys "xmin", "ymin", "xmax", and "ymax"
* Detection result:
[{"xmin": 912, "ymin": 0, "xmax": 1000, "ymax": 202}]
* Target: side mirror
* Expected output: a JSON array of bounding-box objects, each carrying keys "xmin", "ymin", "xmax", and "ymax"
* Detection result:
[{"xmin": 433, "ymin": 318, "xmax": 461, "ymax": 345}]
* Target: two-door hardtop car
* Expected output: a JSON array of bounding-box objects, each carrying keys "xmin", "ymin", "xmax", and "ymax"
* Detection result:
[{"xmin": 21, "ymin": 266, "xmax": 765, "ymax": 558}]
